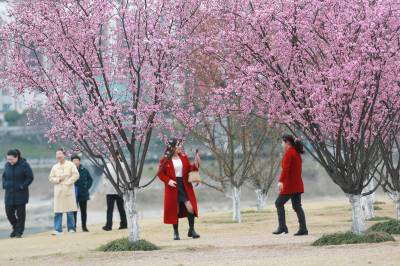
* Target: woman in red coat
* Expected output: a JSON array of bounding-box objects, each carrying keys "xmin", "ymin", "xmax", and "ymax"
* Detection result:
[
  {"xmin": 273, "ymin": 135, "xmax": 308, "ymax": 236},
  {"xmin": 158, "ymin": 138, "xmax": 201, "ymax": 240}
]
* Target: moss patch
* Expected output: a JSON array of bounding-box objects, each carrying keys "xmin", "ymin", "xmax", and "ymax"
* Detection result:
[
  {"xmin": 312, "ymin": 231, "xmax": 395, "ymax": 246},
  {"xmin": 97, "ymin": 238, "xmax": 159, "ymax": 252},
  {"xmin": 367, "ymin": 216, "xmax": 392, "ymax": 222},
  {"xmin": 368, "ymin": 219, "xmax": 400, "ymax": 235}
]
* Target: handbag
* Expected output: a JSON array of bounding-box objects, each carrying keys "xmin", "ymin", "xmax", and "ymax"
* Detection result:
[{"xmin": 188, "ymin": 171, "xmax": 201, "ymax": 183}]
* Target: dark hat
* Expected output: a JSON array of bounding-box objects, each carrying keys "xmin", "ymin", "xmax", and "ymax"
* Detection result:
[{"xmin": 71, "ymin": 154, "xmax": 81, "ymax": 161}]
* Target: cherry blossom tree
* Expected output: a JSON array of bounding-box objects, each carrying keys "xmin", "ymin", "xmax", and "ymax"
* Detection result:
[
  {"xmin": 209, "ymin": 0, "xmax": 400, "ymax": 234},
  {"xmin": 0, "ymin": 0, "xmax": 209, "ymax": 242}
]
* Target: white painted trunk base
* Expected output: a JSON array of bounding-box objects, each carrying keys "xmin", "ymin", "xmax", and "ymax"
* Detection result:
[
  {"xmin": 124, "ymin": 189, "xmax": 140, "ymax": 242},
  {"xmin": 232, "ymin": 186, "xmax": 241, "ymax": 223},
  {"xmin": 361, "ymin": 180, "xmax": 375, "ymax": 220},
  {"xmin": 255, "ymin": 189, "xmax": 268, "ymax": 212},
  {"xmin": 388, "ymin": 191, "xmax": 400, "ymax": 220},
  {"xmin": 347, "ymin": 194, "xmax": 365, "ymax": 235}
]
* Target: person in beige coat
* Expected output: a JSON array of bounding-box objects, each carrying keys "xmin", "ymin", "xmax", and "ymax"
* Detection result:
[{"xmin": 49, "ymin": 149, "xmax": 79, "ymax": 235}]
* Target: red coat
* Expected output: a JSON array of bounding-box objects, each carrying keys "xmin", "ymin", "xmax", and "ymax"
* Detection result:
[
  {"xmin": 279, "ymin": 147, "xmax": 304, "ymax": 195},
  {"xmin": 158, "ymin": 153, "xmax": 199, "ymax": 224}
]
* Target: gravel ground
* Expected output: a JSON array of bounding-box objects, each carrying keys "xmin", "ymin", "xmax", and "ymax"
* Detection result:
[{"xmin": 0, "ymin": 198, "xmax": 399, "ymax": 266}]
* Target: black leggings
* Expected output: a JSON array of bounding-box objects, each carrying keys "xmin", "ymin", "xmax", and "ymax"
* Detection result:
[
  {"xmin": 74, "ymin": 200, "xmax": 88, "ymax": 228},
  {"xmin": 6, "ymin": 204, "xmax": 26, "ymax": 235}
]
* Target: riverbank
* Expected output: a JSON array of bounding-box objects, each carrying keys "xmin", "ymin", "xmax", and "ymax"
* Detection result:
[{"xmin": 0, "ymin": 198, "xmax": 399, "ymax": 266}]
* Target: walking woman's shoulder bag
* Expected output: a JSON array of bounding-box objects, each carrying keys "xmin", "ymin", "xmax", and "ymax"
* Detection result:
[{"xmin": 188, "ymin": 171, "xmax": 201, "ymax": 183}]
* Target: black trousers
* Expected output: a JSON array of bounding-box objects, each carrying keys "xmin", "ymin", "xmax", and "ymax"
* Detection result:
[
  {"xmin": 73, "ymin": 200, "xmax": 88, "ymax": 228},
  {"xmin": 105, "ymin": 194, "xmax": 127, "ymax": 229},
  {"xmin": 6, "ymin": 204, "xmax": 26, "ymax": 235},
  {"xmin": 275, "ymin": 193, "xmax": 307, "ymax": 231}
]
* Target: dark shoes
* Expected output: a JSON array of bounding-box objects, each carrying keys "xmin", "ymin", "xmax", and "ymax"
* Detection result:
[
  {"xmin": 174, "ymin": 232, "xmax": 180, "ymax": 240},
  {"xmin": 172, "ymin": 228, "xmax": 200, "ymax": 240},
  {"xmin": 82, "ymin": 227, "xmax": 89, "ymax": 232},
  {"xmin": 294, "ymin": 230, "xmax": 308, "ymax": 236},
  {"xmin": 273, "ymin": 227, "xmax": 289, "ymax": 235},
  {"xmin": 10, "ymin": 231, "xmax": 22, "ymax": 238},
  {"xmin": 188, "ymin": 229, "xmax": 200, "ymax": 239},
  {"xmin": 272, "ymin": 228, "xmax": 308, "ymax": 236},
  {"xmin": 172, "ymin": 214, "xmax": 200, "ymax": 240},
  {"xmin": 102, "ymin": 226, "xmax": 112, "ymax": 231},
  {"xmin": 103, "ymin": 224, "xmax": 127, "ymax": 231}
]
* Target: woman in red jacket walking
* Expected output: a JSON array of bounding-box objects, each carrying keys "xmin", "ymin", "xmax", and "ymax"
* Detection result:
[
  {"xmin": 273, "ymin": 135, "xmax": 308, "ymax": 236},
  {"xmin": 158, "ymin": 138, "xmax": 201, "ymax": 240}
]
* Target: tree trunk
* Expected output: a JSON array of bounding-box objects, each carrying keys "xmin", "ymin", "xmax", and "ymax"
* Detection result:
[
  {"xmin": 124, "ymin": 188, "xmax": 140, "ymax": 242},
  {"xmin": 255, "ymin": 189, "xmax": 267, "ymax": 212},
  {"xmin": 347, "ymin": 194, "xmax": 365, "ymax": 235},
  {"xmin": 392, "ymin": 191, "xmax": 400, "ymax": 220},
  {"xmin": 362, "ymin": 180, "xmax": 375, "ymax": 220},
  {"xmin": 232, "ymin": 186, "xmax": 241, "ymax": 223}
]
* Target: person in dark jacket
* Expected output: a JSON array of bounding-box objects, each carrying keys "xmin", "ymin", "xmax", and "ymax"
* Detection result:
[
  {"xmin": 2, "ymin": 149, "xmax": 34, "ymax": 238},
  {"xmin": 71, "ymin": 154, "xmax": 93, "ymax": 232},
  {"xmin": 273, "ymin": 135, "xmax": 308, "ymax": 236}
]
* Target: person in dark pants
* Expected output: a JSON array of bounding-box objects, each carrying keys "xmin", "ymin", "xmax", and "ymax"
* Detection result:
[
  {"xmin": 102, "ymin": 153, "xmax": 127, "ymax": 231},
  {"xmin": 71, "ymin": 154, "xmax": 93, "ymax": 232},
  {"xmin": 2, "ymin": 149, "xmax": 34, "ymax": 238},
  {"xmin": 103, "ymin": 194, "xmax": 127, "ymax": 231},
  {"xmin": 273, "ymin": 135, "xmax": 308, "ymax": 236}
]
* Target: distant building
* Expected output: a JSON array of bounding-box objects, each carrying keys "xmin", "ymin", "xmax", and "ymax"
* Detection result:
[{"xmin": 0, "ymin": 90, "xmax": 41, "ymax": 123}]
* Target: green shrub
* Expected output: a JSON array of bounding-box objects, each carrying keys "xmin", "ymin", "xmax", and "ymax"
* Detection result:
[
  {"xmin": 374, "ymin": 201, "xmax": 386, "ymax": 206},
  {"xmin": 374, "ymin": 206, "xmax": 383, "ymax": 211},
  {"xmin": 368, "ymin": 219, "xmax": 400, "ymax": 235},
  {"xmin": 312, "ymin": 231, "xmax": 395, "ymax": 246},
  {"xmin": 97, "ymin": 238, "xmax": 159, "ymax": 252}
]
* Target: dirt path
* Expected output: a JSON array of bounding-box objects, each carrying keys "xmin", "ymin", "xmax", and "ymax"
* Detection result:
[{"xmin": 0, "ymin": 198, "xmax": 399, "ymax": 266}]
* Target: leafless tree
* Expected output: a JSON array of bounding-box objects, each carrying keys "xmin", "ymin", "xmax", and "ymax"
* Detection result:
[
  {"xmin": 193, "ymin": 115, "xmax": 278, "ymax": 222},
  {"xmin": 375, "ymin": 99, "xmax": 400, "ymax": 220},
  {"xmin": 247, "ymin": 126, "xmax": 283, "ymax": 212}
]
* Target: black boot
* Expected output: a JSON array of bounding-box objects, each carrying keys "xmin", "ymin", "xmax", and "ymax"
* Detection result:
[
  {"xmin": 273, "ymin": 201, "xmax": 288, "ymax": 235},
  {"xmin": 294, "ymin": 230, "xmax": 308, "ymax": 236},
  {"xmin": 293, "ymin": 206, "xmax": 308, "ymax": 236},
  {"xmin": 82, "ymin": 226, "xmax": 89, "ymax": 232},
  {"xmin": 173, "ymin": 224, "xmax": 180, "ymax": 240},
  {"xmin": 187, "ymin": 213, "xmax": 200, "ymax": 239}
]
